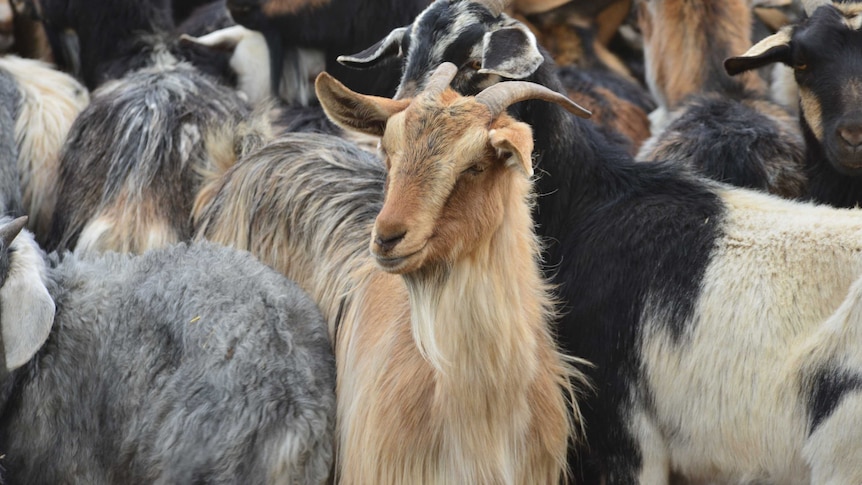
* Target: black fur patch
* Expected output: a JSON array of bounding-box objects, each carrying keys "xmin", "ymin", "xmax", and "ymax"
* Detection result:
[{"xmin": 808, "ymin": 367, "xmax": 862, "ymax": 434}]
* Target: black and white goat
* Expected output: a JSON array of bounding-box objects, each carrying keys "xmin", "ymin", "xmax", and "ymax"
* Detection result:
[
  {"xmin": 339, "ymin": 0, "xmax": 862, "ymax": 482},
  {"xmin": 726, "ymin": 0, "xmax": 862, "ymax": 208},
  {"xmin": 0, "ymin": 216, "xmax": 335, "ymax": 483}
]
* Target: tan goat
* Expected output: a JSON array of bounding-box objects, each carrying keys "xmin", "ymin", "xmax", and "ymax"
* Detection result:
[
  {"xmin": 316, "ymin": 62, "xmax": 589, "ymax": 484},
  {"xmin": 194, "ymin": 62, "xmax": 589, "ymax": 484}
]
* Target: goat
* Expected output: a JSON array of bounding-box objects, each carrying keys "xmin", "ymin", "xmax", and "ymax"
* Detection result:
[
  {"xmin": 0, "ymin": 216, "xmax": 335, "ymax": 483},
  {"xmin": 47, "ymin": 60, "xmax": 269, "ymax": 254},
  {"xmin": 194, "ymin": 63, "xmax": 586, "ymax": 484},
  {"xmin": 0, "ymin": 55, "xmax": 88, "ymax": 243},
  {"xmin": 336, "ymin": 0, "xmax": 862, "ymax": 481},
  {"xmin": 726, "ymin": 0, "xmax": 862, "ymax": 208},
  {"xmin": 635, "ymin": 0, "xmax": 807, "ymax": 199}
]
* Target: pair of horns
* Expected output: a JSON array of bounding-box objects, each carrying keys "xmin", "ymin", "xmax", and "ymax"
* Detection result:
[{"xmin": 422, "ymin": 62, "xmax": 592, "ymax": 119}]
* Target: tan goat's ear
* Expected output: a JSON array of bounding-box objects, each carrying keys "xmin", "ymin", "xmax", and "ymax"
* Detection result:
[
  {"xmin": 724, "ymin": 27, "xmax": 792, "ymax": 75},
  {"xmin": 489, "ymin": 120, "xmax": 535, "ymax": 177},
  {"xmin": 315, "ymin": 72, "xmax": 411, "ymax": 137}
]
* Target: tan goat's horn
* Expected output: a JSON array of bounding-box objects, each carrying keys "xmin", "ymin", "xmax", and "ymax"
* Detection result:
[
  {"xmin": 422, "ymin": 62, "xmax": 460, "ymax": 98},
  {"xmin": 475, "ymin": 81, "xmax": 592, "ymax": 119},
  {"xmin": 0, "ymin": 216, "xmax": 28, "ymax": 247},
  {"xmin": 477, "ymin": 0, "xmax": 511, "ymax": 16}
]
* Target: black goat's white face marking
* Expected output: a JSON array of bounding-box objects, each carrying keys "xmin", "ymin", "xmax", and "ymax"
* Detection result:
[{"xmin": 394, "ymin": 1, "xmax": 542, "ymax": 99}]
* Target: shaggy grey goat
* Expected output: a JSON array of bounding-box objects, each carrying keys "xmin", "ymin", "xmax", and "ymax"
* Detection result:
[
  {"xmin": 0, "ymin": 216, "xmax": 335, "ymax": 484},
  {"xmin": 47, "ymin": 58, "xmax": 269, "ymax": 254}
]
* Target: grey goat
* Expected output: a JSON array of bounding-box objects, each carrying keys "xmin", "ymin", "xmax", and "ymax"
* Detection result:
[{"xmin": 0, "ymin": 216, "xmax": 335, "ymax": 484}]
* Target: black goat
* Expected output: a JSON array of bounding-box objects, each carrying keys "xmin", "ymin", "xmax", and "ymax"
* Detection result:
[{"xmin": 726, "ymin": 0, "xmax": 862, "ymax": 207}]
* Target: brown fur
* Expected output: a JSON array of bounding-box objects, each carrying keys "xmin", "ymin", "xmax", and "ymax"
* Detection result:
[
  {"xmin": 639, "ymin": 0, "xmax": 766, "ymax": 109},
  {"xmin": 569, "ymin": 86, "xmax": 651, "ymax": 154}
]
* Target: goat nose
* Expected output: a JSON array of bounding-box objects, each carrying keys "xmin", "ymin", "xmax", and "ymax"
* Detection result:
[
  {"xmin": 838, "ymin": 125, "xmax": 862, "ymax": 148},
  {"xmin": 375, "ymin": 230, "xmax": 406, "ymax": 253}
]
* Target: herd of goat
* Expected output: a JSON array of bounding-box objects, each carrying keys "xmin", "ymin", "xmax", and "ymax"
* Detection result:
[{"xmin": 2, "ymin": 0, "xmax": 862, "ymax": 483}]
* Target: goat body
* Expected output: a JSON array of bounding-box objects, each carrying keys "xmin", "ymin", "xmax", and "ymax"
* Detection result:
[
  {"xmin": 0, "ymin": 222, "xmax": 335, "ymax": 484},
  {"xmin": 48, "ymin": 60, "xmax": 267, "ymax": 254}
]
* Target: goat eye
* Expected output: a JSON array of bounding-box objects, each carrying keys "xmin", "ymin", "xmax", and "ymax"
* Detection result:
[
  {"xmin": 469, "ymin": 60, "xmax": 482, "ymax": 71},
  {"xmin": 795, "ymin": 63, "xmax": 807, "ymax": 71},
  {"xmin": 463, "ymin": 164, "xmax": 484, "ymax": 175}
]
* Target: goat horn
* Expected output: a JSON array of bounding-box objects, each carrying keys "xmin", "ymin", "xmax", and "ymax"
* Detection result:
[
  {"xmin": 421, "ymin": 62, "xmax": 459, "ymax": 98},
  {"xmin": 476, "ymin": 81, "xmax": 592, "ymax": 119},
  {"xmin": 801, "ymin": 0, "xmax": 830, "ymax": 15},
  {"xmin": 0, "ymin": 216, "xmax": 28, "ymax": 248},
  {"xmin": 474, "ymin": 0, "xmax": 511, "ymax": 16}
]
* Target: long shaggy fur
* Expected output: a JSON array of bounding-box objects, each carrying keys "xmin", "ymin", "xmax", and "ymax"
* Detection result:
[
  {"xmin": 48, "ymin": 60, "xmax": 269, "ymax": 254},
  {"xmin": 0, "ymin": 63, "xmax": 21, "ymax": 218},
  {"xmin": 0, "ymin": 228, "xmax": 336, "ymax": 484}
]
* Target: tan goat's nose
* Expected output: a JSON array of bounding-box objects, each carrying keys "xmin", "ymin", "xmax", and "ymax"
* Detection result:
[{"xmin": 374, "ymin": 225, "xmax": 407, "ymax": 253}]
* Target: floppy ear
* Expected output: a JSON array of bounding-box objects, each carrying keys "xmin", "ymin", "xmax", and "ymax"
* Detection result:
[
  {"xmin": 725, "ymin": 27, "xmax": 792, "ymax": 75},
  {"xmin": 489, "ymin": 119, "xmax": 535, "ymax": 177},
  {"xmin": 480, "ymin": 24, "xmax": 544, "ymax": 79},
  {"xmin": 315, "ymin": 71, "xmax": 410, "ymax": 137},
  {"xmin": 0, "ymin": 217, "xmax": 55, "ymax": 372},
  {"xmin": 337, "ymin": 26, "xmax": 408, "ymax": 69}
]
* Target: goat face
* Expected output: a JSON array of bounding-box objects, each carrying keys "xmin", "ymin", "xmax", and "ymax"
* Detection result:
[
  {"xmin": 315, "ymin": 64, "xmax": 551, "ymax": 275},
  {"xmin": 726, "ymin": 2, "xmax": 862, "ymax": 174},
  {"xmin": 371, "ymin": 99, "xmax": 516, "ymax": 274},
  {"xmin": 338, "ymin": 0, "xmax": 544, "ymax": 99}
]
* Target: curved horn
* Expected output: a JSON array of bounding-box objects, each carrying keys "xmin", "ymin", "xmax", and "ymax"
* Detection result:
[
  {"xmin": 421, "ymin": 62, "xmax": 459, "ymax": 98},
  {"xmin": 0, "ymin": 216, "xmax": 28, "ymax": 247},
  {"xmin": 802, "ymin": 0, "xmax": 830, "ymax": 15},
  {"xmin": 475, "ymin": 81, "xmax": 592, "ymax": 119},
  {"xmin": 474, "ymin": 0, "xmax": 511, "ymax": 16}
]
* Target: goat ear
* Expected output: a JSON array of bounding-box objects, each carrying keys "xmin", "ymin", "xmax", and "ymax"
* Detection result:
[
  {"xmin": 480, "ymin": 24, "xmax": 544, "ymax": 79},
  {"xmin": 338, "ymin": 26, "xmax": 407, "ymax": 69},
  {"xmin": 725, "ymin": 27, "xmax": 792, "ymax": 75},
  {"xmin": 489, "ymin": 120, "xmax": 535, "ymax": 177},
  {"xmin": 0, "ymin": 223, "xmax": 55, "ymax": 372},
  {"xmin": 315, "ymin": 71, "xmax": 410, "ymax": 137}
]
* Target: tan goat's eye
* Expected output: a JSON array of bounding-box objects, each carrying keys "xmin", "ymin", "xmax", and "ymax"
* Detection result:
[
  {"xmin": 470, "ymin": 60, "xmax": 482, "ymax": 70},
  {"xmin": 795, "ymin": 63, "xmax": 807, "ymax": 71},
  {"xmin": 463, "ymin": 164, "xmax": 484, "ymax": 175}
]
